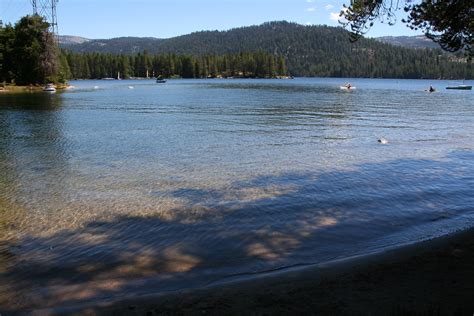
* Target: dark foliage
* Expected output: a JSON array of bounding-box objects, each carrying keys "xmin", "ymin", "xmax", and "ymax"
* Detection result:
[
  {"xmin": 0, "ymin": 15, "xmax": 60, "ymax": 84},
  {"xmin": 403, "ymin": 0, "xmax": 473, "ymax": 54},
  {"xmin": 341, "ymin": 1, "xmax": 473, "ymax": 56}
]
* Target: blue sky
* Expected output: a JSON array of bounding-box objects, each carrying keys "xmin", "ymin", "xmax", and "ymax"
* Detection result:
[{"xmin": 1, "ymin": 0, "xmax": 423, "ymax": 39}]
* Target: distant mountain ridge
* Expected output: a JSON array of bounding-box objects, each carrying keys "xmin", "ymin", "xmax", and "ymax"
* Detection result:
[
  {"xmin": 375, "ymin": 35, "xmax": 439, "ymax": 49},
  {"xmin": 60, "ymin": 22, "xmax": 471, "ymax": 79},
  {"xmin": 58, "ymin": 35, "xmax": 90, "ymax": 45},
  {"xmin": 59, "ymin": 26, "xmax": 440, "ymax": 53},
  {"xmin": 60, "ymin": 34, "xmax": 439, "ymax": 51}
]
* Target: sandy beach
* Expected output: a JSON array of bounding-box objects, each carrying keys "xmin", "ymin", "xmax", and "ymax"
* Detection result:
[{"xmin": 24, "ymin": 227, "xmax": 473, "ymax": 316}]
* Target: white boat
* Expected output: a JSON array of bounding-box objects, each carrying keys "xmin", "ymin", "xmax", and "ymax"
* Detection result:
[
  {"xmin": 446, "ymin": 85, "xmax": 472, "ymax": 90},
  {"xmin": 43, "ymin": 83, "xmax": 56, "ymax": 92},
  {"xmin": 340, "ymin": 85, "xmax": 356, "ymax": 90}
]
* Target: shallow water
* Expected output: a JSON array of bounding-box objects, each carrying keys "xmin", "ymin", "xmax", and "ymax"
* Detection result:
[{"xmin": 1, "ymin": 78, "xmax": 473, "ymax": 310}]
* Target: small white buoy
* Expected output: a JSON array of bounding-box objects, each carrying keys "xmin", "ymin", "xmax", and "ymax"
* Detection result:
[
  {"xmin": 378, "ymin": 137, "xmax": 388, "ymax": 144},
  {"xmin": 93, "ymin": 86, "xmax": 99, "ymax": 89},
  {"xmin": 128, "ymin": 86, "xmax": 134, "ymax": 89}
]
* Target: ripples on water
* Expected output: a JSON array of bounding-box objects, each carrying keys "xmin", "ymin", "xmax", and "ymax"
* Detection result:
[{"xmin": 0, "ymin": 78, "xmax": 473, "ymax": 310}]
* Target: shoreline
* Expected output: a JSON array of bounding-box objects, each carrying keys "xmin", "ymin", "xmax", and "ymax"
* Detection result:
[
  {"xmin": 29, "ymin": 226, "xmax": 474, "ymax": 315},
  {"xmin": 0, "ymin": 84, "xmax": 71, "ymax": 93}
]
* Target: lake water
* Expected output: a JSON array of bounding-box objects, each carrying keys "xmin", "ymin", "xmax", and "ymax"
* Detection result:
[{"xmin": 1, "ymin": 78, "xmax": 474, "ymax": 311}]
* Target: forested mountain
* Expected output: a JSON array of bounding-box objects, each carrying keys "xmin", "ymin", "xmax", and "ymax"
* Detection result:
[
  {"xmin": 59, "ymin": 33, "xmax": 441, "ymax": 52},
  {"xmin": 62, "ymin": 21, "xmax": 472, "ymax": 79},
  {"xmin": 62, "ymin": 36, "xmax": 164, "ymax": 54}
]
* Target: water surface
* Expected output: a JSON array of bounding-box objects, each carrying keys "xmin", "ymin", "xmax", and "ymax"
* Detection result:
[{"xmin": 1, "ymin": 78, "xmax": 473, "ymax": 311}]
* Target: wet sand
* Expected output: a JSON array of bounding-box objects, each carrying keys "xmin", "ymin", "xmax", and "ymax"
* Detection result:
[{"xmin": 29, "ymin": 227, "xmax": 474, "ymax": 316}]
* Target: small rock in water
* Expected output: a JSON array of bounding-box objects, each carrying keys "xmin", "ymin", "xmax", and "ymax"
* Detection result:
[{"xmin": 378, "ymin": 137, "xmax": 388, "ymax": 144}]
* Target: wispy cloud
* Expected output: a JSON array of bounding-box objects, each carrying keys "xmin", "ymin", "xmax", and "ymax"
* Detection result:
[
  {"xmin": 306, "ymin": 0, "xmax": 314, "ymax": 3},
  {"xmin": 307, "ymin": 7, "xmax": 316, "ymax": 12},
  {"xmin": 325, "ymin": 4, "xmax": 334, "ymax": 10},
  {"xmin": 329, "ymin": 12, "xmax": 340, "ymax": 21},
  {"xmin": 330, "ymin": 7, "xmax": 348, "ymax": 22}
]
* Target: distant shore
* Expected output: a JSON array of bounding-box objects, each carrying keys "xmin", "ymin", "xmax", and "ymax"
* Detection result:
[
  {"xmin": 30, "ymin": 227, "xmax": 474, "ymax": 315},
  {"xmin": 0, "ymin": 84, "xmax": 71, "ymax": 93}
]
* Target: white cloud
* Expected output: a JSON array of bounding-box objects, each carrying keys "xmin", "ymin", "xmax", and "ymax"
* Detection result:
[
  {"xmin": 329, "ymin": 12, "xmax": 340, "ymax": 21},
  {"xmin": 307, "ymin": 7, "xmax": 316, "ymax": 12},
  {"xmin": 325, "ymin": 4, "xmax": 334, "ymax": 10},
  {"xmin": 330, "ymin": 6, "xmax": 348, "ymax": 22},
  {"xmin": 306, "ymin": 0, "xmax": 314, "ymax": 3}
]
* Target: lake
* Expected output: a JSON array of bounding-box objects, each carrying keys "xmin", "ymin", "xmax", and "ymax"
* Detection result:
[{"xmin": 1, "ymin": 78, "xmax": 473, "ymax": 310}]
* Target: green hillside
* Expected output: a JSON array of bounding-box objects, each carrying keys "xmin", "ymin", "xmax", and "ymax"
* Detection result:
[{"xmin": 63, "ymin": 21, "xmax": 472, "ymax": 79}]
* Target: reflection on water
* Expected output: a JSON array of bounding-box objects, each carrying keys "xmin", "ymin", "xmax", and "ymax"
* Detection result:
[
  {"xmin": 0, "ymin": 78, "xmax": 473, "ymax": 311},
  {"xmin": 0, "ymin": 92, "xmax": 63, "ymax": 111}
]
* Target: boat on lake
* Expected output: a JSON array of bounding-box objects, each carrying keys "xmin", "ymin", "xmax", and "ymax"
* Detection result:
[
  {"xmin": 43, "ymin": 83, "xmax": 56, "ymax": 92},
  {"xmin": 446, "ymin": 85, "xmax": 472, "ymax": 90},
  {"xmin": 340, "ymin": 85, "xmax": 356, "ymax": 90},
  {"xmin": 156, "ymin": 76, "xmax": 167, "ymax": 83}
]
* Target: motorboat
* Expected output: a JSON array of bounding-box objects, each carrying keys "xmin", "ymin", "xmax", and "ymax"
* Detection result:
[
  {"xmin": 446, "ymin": 85, "xmax": 472, "ymax": 90},
  {"xmin": 340, "ymin": 85, "xmax": 356, "ymax": 90},
  {"xmin": 43, "ymin": 83, "xmax": 56, "ymax": 92}
]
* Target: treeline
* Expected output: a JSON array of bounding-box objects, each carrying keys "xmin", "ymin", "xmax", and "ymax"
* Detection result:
[
  {"xmin": 62, "ymin": 46, "xmax": 471, "ymax": 81},
  {"xmin": 292, "ymin": 41, "xmax": 471, "ymax": 79},
  {"xmin": 63, "ymin": 51, "xmax": 288, "ymax": 79}
]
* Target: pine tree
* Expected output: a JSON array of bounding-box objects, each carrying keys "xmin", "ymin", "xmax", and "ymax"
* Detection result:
[{"xmin": 11, "ymin": 15, "xmax": 59, "ymax": 84}]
